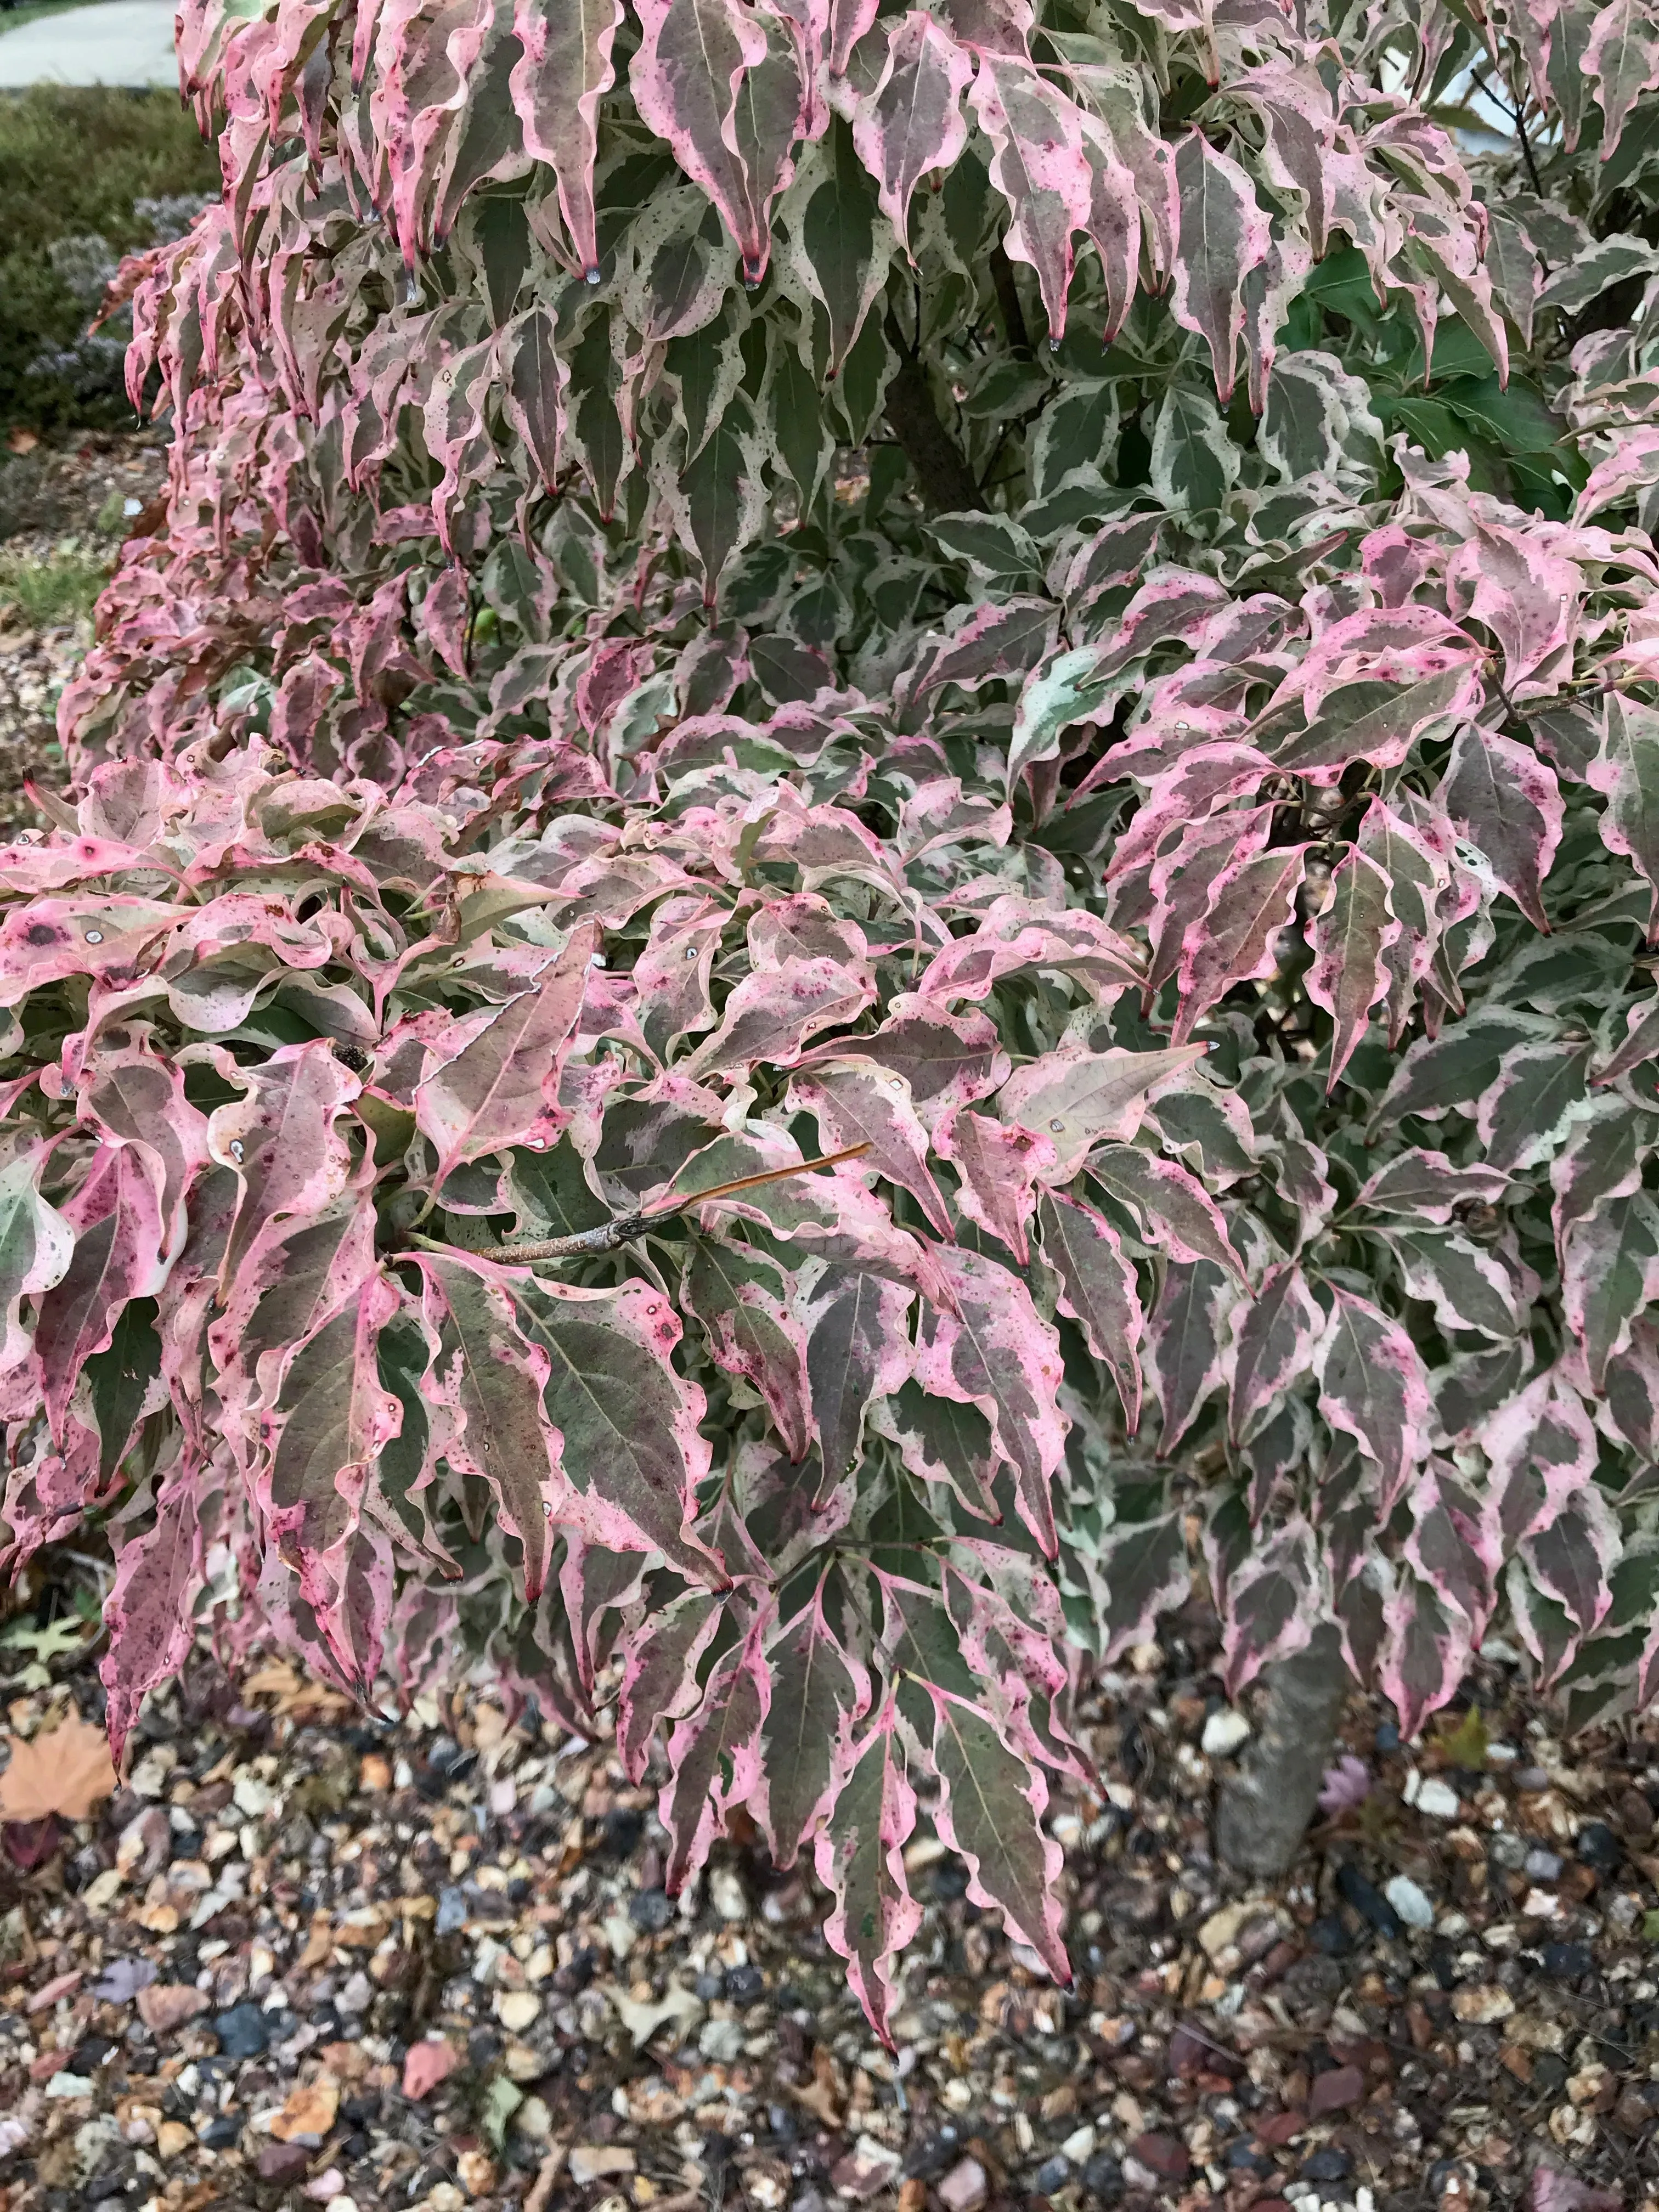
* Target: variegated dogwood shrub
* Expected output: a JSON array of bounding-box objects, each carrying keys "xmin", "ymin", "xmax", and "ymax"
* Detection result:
[{"xmin": 11, "ymin": 0, "xmax": 1659, "ymax": 2032}]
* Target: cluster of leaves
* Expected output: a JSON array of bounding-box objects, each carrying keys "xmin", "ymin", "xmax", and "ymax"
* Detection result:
[{"xmin": 19, "ymin": 0, "xmax": 1659, "ymax": 2033}]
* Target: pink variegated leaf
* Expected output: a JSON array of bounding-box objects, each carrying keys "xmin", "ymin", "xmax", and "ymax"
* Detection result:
[
  {"xmin": 1380, "ymin": 1568, "xmax": 1473, "ymax": 1741},
  {"xmin": 1082, "ymin": 1511, "xmax": 1190, "ymax": 1662},
  {"xmin": 207, "ymin": 1041, "xmax": 362, "ymax": 1294},
  {"xmin": 1441, "ymin": 726, "xmax": 1562, "ymax": 934},
  {"xmin": 758, "ymin": 1578, "xmax": 870, "ymax": 1868},
  {"xmin": 661, "ymin": 1603, "xmax": 771, "ymax": 1887},
  {"xmin": 967, "ymin": 54, "xmax": 1093, "ymax": 341},
  {"xmin": 794, "ymin": 1262, "xmax": 914, "ymax": 1500},
  {"xmin": 934, "ymin": 1107, "xmax": 1054, "ymax": 1265},
  {"xmin": 1147, "ymin": 1256, "xmax": 1237, "ymax": 1451},
  {"xmin": 499, "ymin": 308, "xmax": 565, "ymax": 492},
  {"xmin": 37, "ymin": 1145, "xmax": 171, "ymax": 1444},
  {"xmin": 514, "ymin": 1271, "xmax": 726, "ymax": 1581},
  {"xmin": 1587, "ymin": 697, "xmax": 1659, "ymax": 932},
  {"xmin": 263, "ymin": 1271, "xmax": 404, "ymax": 1567},
  {"xmin": 1037, "ymin": 1190, "xmax": 1143, "ymax": 1431},
  {"xmin": 414, "ymin": 924, "xmax": 595, "ymax": 1191},
  {"xmin": 872, "ymin": 1380, "xmax": 1002, "ymax": 1524},
  {"xmin": 925, "ymin": 1683, "xmax": 1070, "ymax": 1985},
  {"xmin": 1480, "ymin": 1367, "xmax": 1599, "ymax": 1556},
  {"xmin": 1522, "ymin": 1483, "xmax": 1618, "ymax": 1638},
  {"xmin": 803, "ymin": 996, "xmax": 1011, "ymax": 1128},
  {"xmin": 1304, "ymin": 848, "xmax": 1398, "ymax": 1092},
  {"xmin": 1355, "ymin": 1149, "xmax": 1512, "ymax": 1224},
  {"xmin": 1403, "ymin": 1462, "xmax": 1502, "ymax": 1639},
  {"xmin": 912, "ymin": 1244, "xmax": 1068, "ymax": 1556},
  {"xmin": 509, "ymin": 0, "xmax": 623, "ymax": 279},
  {"xmin": 816, "ymin": 1695, "xmax": 922, "ymax": 2046},
  {"xmin": 99, "ymin": 1453, "xmax": 203, "ymax": 1771},
  {"xmin": 1316, "ymin": 1288, "xmax": 1433, "ymax": 1512},
  {"xmin": 1172, "ymin": 843, "xmax": 1306, "ymax": 1045},
  {"xmin": 617, "ymin": 1588, "xmax": 724, "ymax": 1782},
  {"xmin": 685, "ymin": 1236, "xmax": 815, "ymax": 1462},
  {"xmin": 786, "ymin": 1064, "xmax": 952, "ymax": 1237},
  {"xmin": 1169, "ymin": 131, "xmax": 1271, "ymax": 403},
  {"xmin": 1585, "ymin": 0, "xmax": 1659, "ymax": 161},
  {"xmin": 850, "ymin": 10, "xmax": 974, "ymax": 249},
  {"xmin": 411, "ymin": 1249, "xmax": 565, "ymax": 1600},
  {"xmin": 1229, "ymin": 1260, "xmax": 1322, "ymax": 1441},
  {"xmin": 1562, "ymin": 1190, "xmax": 1659, "ymax": 1388},
  {"xmin": 1087, "ymin": 1143, "xmax": 1243, "ymax": 1280},
  {"xmin": 683, "ymin": 954, "xmax": 876, "ymax": 1076},
  {"xmin": 1220, "ymin": 1516, "xmax": 1320, "ymax": 1695},
  {"xmin": 996, "ymin": 1042, "xmax": 1207, "ymax": 1182},
  {"xmin": 632, "ymin": 0, "xmax": 806, "ymax": 285}
]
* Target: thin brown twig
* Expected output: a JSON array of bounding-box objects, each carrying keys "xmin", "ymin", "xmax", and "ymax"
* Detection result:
[{"xmin": 409, "ymin": 1142, "xmax": 874, "ymax": 1265}]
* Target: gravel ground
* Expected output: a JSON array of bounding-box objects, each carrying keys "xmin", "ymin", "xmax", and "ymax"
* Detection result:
[
  {"xmin": 0, "ymin": 429, "xmax": 167, "ymax": 835},
  {"xmin": 2, "ymin": 1595, "xmax": 1657, "ymax": 2212}
]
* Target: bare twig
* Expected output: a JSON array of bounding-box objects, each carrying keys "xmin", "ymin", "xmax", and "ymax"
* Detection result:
[{"xmin": 410, "ymin": 1142, "xmax": 874, "ymax": 1266}]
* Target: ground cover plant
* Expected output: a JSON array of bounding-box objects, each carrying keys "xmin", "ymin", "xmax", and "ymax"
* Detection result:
[
  {"xmin": 0, "ymin": 86, "xmax": 219, "ymax": 434},
  {"xmin": 5, "ymin": 0, "xmax": 1659, "ymax": 2034}
]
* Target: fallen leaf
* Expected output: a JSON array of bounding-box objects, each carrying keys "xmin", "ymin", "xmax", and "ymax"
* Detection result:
[
  {"xmin": 1431, "ymin": 1705, "xmax": 1490, "ymax": 1771},
  {"xmin": 137, "ymin": 1984, "xmax": 211, "ymax": 2034},
  {"xmin": 269, "ymin": 2075, "xmax": 340, "ymax": 2142},
  {"xmin": 402, "ymin": 2038, "xmax": 460, "ymax": 2100},
  {"xmin": 25, "ymin": 1970, "xmax": 82, "ymax": 2013},
  {"xmin": 5, "ymin": 430, "xmax": 39, "ymax": 455},
  {"xmin": 0, "ymin": 1710, "xmax": 116, "ymax": 1821},
  {"xmin": 240, "ymin": 1660, "xmax": 353, "ymax": 1719},
  {"xmin": 1531, "ymin": 2168, "xmax": 1621, "ymax": 2212},
  {"xmin": 93, "ymin": 1959, "xmax": 157, "ymax": 2005}
]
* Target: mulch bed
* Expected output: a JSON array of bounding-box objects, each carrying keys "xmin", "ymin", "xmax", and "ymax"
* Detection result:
[{"xmin": 1, "ymin": 1599, "xmax": 1655, "ymax": 2212}]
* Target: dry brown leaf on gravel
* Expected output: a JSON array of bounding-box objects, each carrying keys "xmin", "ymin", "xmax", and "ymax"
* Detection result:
[
  {"xmin": 269, "ymin": 2075, "xmax": 340, "ymax": 2142},
  {"xmin": 240, "ymin": 1657, "xmax": 353, "ymax": 1719},
  {"xmin": 0, "ymin": 1708, "xmax": 116, "ymax": 1821}
]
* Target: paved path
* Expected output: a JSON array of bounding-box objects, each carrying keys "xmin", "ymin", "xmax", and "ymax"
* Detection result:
[{"xmin": 0, "ymin": 0, "xmax": 177, "ymax": 87}]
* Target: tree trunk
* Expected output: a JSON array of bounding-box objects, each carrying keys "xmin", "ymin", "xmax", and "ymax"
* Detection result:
[
  {"xmin": 1216, "ymin": 1624, "xmax": 1351, "ymax": 1878},
  {"xmin": 883, "ymin": 324, "xmax": 983, "ymax": 512}
]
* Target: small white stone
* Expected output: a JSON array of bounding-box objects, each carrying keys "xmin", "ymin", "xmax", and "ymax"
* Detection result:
[
  {"xmin": 45, "ymin": 2073, "xmax": 94, "ymax": 2099},
  {"xmin": 494, "ymin": 1989, "xmax": 540, "ymax": 2033},
  {"xmin": 1201, "ymin": 1709, "xmax": 1252, "ymax": 1758},
  {"xmin": 1383, "ymin": 1875, "xmax": 1434, "ymax": 1929},
  {"xmin": 709, "ymin": 1867, "xmax": 748, "ymax": 1922},
  {"xmin": 1062, "ymin": 2126, "xmax": 1098, "ymax": 2164},
  {"xmin": 568, "ymin": 2146, "xmax": 636, "ymax": 2186},
  {"xmin": 232, "ymin": 1775, "xmax": 275, "ymax": 1819},
  {"xmin": 1414, "ymin": 1778, "xmax": 1461, "ymax": 1820}
]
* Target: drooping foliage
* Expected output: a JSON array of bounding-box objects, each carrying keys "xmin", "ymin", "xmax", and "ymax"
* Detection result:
[{"xmin": 12, "ymin": 0, "xmax": 1659, "ymax": 2034}]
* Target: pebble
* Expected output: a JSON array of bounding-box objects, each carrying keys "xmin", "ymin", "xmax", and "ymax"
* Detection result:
[
  {"xmin": 494, "ymin": 1989, "xmax": 540, "ymax": 2032},
  {"xmin": 1576, "ymin": 1820, "xmax": 1621, "ymax": 1872},
  {"xmin": 1541, "ymin": 1940, "xmax": 1593, "ymax": 1980},
  {"xmin": 1201, "ymin": 1709, "xmax": 1252, "ymax": 1757},
  {"xmin": 1081, "ymin": 2152, "xmax": 1125, "ymax": 2202},
  {"xmin": 1412, "ymin": 1776, "xmax": 1461, "ymax": 1820},
  {"xmin": 212, "ymin": 2003, "xmax": 269, "ymax": 2059},
  {"xmin": 1302, "ymin": 2147, "xmax": 1353, "ymax": 2183},
  {"xmin": 938, "ymin": 2157, "xmax": 989, "ymax": 2211},
  {"xmin": 1035, "ymin": 2154, "xmax": 1072, "ymax": 2192},
  {"xmin": 629, "ymin": 1886, "xmax": 675, "ymax": 1932},
  {"xmin": 1129, "ymin": 2131, "xmax": 1190, "ymax": 2181},
  {"xmin": 1336, "ymin": 1863, "xmax": 1402, "ymax": 1937},
  {"xmin": 568, "ymin": 2145, "xmax": 637, "ymax": 2184},
  {"xmin": 1525, "ymin": 1848, "xmax": 1564, "ymax": 1881},
  {"xmin": 1383, "ymin": 1875, "xmax": 1435, "ymax": 1929}
]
